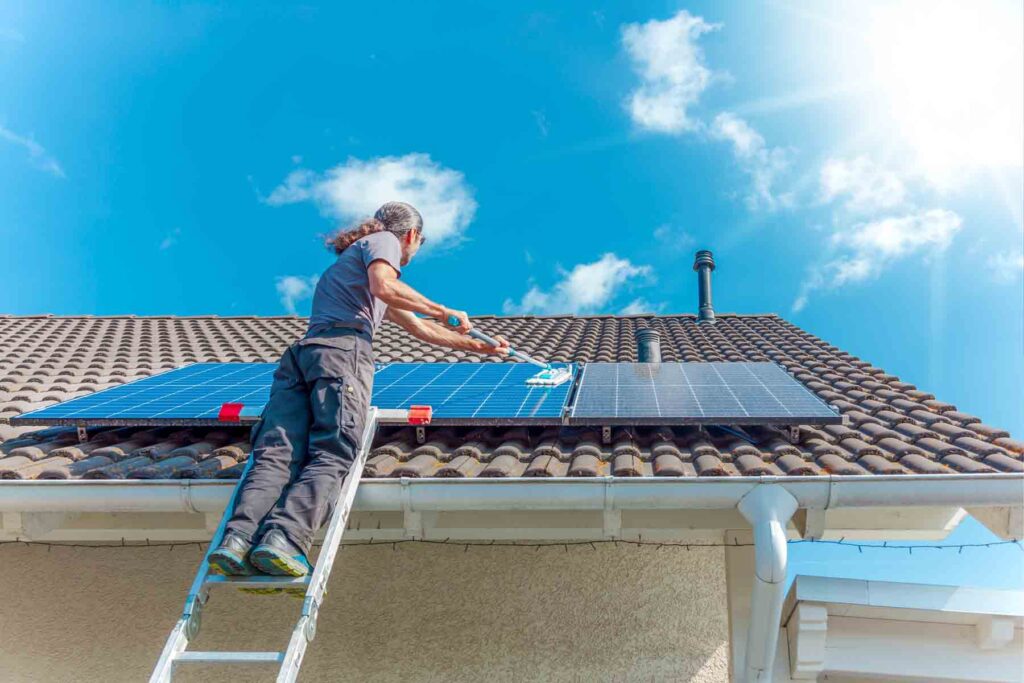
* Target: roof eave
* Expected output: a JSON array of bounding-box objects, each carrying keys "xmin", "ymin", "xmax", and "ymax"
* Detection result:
[{"xmin": 1, "ymin": 473, "xmax": 1020, "ymax": 514}]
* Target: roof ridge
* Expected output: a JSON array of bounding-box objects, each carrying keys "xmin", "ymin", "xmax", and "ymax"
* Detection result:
[
  {"xmin": 0, "ymin": 312, "xmax": 780, "ymax": 321},
  {"xmin": 0, "ymin": 314, "xmax": 305, "ymax": 320}
]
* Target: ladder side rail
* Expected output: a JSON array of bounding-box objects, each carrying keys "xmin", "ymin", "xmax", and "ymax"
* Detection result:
[
  {"xmin": 304, "ymin": 406, "xmax": 380, "ymax": 610},
  {"xmin": 276, "ymin": 406, "xmax": 383, "ymax": 683},
  {"xmin": 149, "ymin": 455, "xmax": 256, "ymax": 682}
]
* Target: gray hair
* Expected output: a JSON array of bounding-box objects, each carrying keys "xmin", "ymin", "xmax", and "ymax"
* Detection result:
[
  {"xmin": 326, "ymin": 201, "xmax": 423, "ymax": 254},
  {"xmin": 374, "ymin": 201, "xmax": 423, "ymax": 237}
]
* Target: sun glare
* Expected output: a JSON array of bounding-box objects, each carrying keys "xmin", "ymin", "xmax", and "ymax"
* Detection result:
[{"xmin": 858, "ymin": 1, "xmax": 1024, "ymax": 184}]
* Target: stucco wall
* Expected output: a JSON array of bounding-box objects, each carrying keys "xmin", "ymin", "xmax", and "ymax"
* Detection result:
[{"xmin": 0, "ymin": 542, "xmax": 729, "ymax": 682}]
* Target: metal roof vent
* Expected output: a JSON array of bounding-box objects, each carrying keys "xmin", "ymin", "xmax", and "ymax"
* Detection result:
[
  {"xmin": 635, "ymin": 327, "xmax": 662, "ymax": 363},
  {"xmin": 693, "ymin": 250, "xmax": 716, "ymax": 324}
]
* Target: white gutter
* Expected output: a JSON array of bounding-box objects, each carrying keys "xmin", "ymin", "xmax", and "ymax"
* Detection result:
[{"xmin": 1, "ymin": 474, "xmax": 1020, "ymax": 513}]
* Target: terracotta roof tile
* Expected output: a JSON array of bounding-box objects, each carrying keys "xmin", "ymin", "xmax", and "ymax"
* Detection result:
[
  {"xmin": 994, "ymin": 437, "xmax": 1024, "ymax": 454},
  {"xmin": 0, "ymin": 314, "xmax": 1018, "ymax": 480}
]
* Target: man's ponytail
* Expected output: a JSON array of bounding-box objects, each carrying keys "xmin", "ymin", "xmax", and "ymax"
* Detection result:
[
  {"xmin": 324, "ymin": 201, "xmax": 423, "ymax": 255},
  {"xmin": 325, "ymin": 219, "xmax": 386, "ymax": 254}
]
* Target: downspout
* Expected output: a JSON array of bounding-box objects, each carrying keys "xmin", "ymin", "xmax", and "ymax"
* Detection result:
[{"xmin": 736, "ymin": 484, "xmax": 799, "ymax": 683}]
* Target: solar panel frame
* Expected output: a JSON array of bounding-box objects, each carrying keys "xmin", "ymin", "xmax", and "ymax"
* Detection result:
[{"xmin": 566, "ymin": 361, "xmax": 842, "ymax": 426}]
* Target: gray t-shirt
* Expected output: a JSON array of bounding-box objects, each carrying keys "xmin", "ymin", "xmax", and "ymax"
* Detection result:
[{"xmin": 308, "ymin": 230, "xmax": 403, "ymax": 337}]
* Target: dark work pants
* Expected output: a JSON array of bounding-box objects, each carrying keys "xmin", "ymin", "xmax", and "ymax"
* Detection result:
[{"xmin": 224, "ymin": 329, "xmax": 374, "ymax": 555}]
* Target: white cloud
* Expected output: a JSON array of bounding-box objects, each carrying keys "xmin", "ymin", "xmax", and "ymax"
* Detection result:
[
  {"xmin": 159, "ymin": 228, "xmax": 181, "ymax": 250},
  {"xmin": 531, "ymin": 110, "xmax": 549, "ymax": 137},
  {"xmin": 653, "ymin": 224, "xmax": 697, "ymax": 251},
  {"xmin": 820, "ymin": 156, "xmax": 906, "ymax": 213},
  {"xmin": 621, "ymin": 10, "xmax": 719, "ymax": 134},
  {"xmin": 276, "ymin": 275, "xmax": 319, "ymax": 314},
  {"xmin": 620, "ymin": 298, "xmax": 666, "ymax": 315},
  {"xmin": 503, "ymin": 253, "xmax": 652, "ymax": 315},
  {"xmin": 988, "ymin": 251, "xmax": 1024, "ymax": 283},
  {"xmin": 620, "ymin": 13, "xmax": 794, "ymax": 213},
  {"xmin": 793, "ymin": 209, "xmax": 962, "ymax": 311},
  {"xmin": 266, "ymin": 169, "xmax": 317, "ymax": 204},
  {"xmin": 0, "ymin": 124, "xmax": 64, "ymax": 177},
  {"xmin": 710, "ymin": 112, "xmax": 791, "ymax": 210},
  {"xmin": 266, "ymin": 153, "xmax": 477, "ymax": 248}
]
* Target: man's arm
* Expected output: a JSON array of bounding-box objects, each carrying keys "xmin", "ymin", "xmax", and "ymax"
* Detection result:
[
  {"xmin": 384, "ymin": 307, "xmax": 510, "ymax": 356},
  {"xmin": 368, "ymin": 261, "xmax": 471, "ymax": 332}
]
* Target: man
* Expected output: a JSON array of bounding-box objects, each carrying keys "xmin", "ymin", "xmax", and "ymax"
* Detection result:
[{"xmin": 208, "ymin": 201, "xmax": 509, "ymax": 576}]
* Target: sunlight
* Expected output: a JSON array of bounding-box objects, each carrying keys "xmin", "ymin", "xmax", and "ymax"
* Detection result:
[{"xmin": 862, "ymin": 0, "xmax": 1023, "ymax": 185}]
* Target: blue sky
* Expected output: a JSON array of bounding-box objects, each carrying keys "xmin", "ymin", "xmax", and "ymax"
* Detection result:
[{"xmin": 1, "ymin": 2, "xmax": 1021, "ymax": 588}]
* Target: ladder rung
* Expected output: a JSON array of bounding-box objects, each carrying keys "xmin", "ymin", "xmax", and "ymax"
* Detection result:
[
  {"xmin": 175, "ymin": 651, "xmax": 284, "ymax": 664},
  {"xmin": 204, "ymin": 574, "xmax": 310, "ymax": 588}
]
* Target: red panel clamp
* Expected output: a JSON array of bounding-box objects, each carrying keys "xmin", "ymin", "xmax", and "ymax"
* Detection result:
[
  {"xmin": 218, "ymin": 402, "xmax": 244, "ymax": 422},
  {"xmin": 407, "ymin": 405, "xmax": 433, "ymax": 425}
]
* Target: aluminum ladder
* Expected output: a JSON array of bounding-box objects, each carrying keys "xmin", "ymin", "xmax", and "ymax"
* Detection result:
[{"xmin": 149, "ymin": 406, "xmax": 430, "ymax": 682}]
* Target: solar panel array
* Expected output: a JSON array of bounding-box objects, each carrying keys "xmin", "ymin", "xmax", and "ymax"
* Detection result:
[
  {"xmin": 567, "ymin": 362, "xmax": 841, "ymax": 425},
  {"xmin": 371, "ymin": 362, "xmax": 574, "ymax": 424},
  {"xmin": 12, "ymin": 363, "xmax": 277, "ymax": 426},
  {"xmin": 13, "ymin": 360, "xmax": 838, "ymax": 427},
  {"xmin": 14, "ymin": 361, "xmax": 577, "ymax": 426}
]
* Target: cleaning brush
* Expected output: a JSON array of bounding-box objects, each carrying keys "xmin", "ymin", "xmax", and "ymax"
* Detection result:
[{"xmin": 445, "ymin": 316, "xmax": 573, "ymax": 386}]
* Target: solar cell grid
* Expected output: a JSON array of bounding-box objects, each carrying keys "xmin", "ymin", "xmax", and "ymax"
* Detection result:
[
  {"xmin": 371, "ymin": 362, "xmax": 574, "ymax": 423},
  {"xmin": 15, "ymin": 360, "xmax": 835, "ymax": 428},
  {"xmin": 13, "ymin": 363, "xmax": 277, "ymax": 425},
  {"xmin": 568, "ymin": 362, "xmax": 841, "ymax": 425},
  {"xmin": 13, "ymin": 361, "xmax": 576, "ymax": 426}
]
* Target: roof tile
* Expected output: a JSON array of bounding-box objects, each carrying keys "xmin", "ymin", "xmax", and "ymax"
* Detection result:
[{"xmin": 1, "ymin": 314, "xmax": 1017, "ymax": 480}]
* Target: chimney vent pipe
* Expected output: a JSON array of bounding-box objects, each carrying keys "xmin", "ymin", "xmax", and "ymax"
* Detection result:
[
  {"xmin": 693, "ymin": 250, "xmax": 716, "ymax": 324},
  {"xmin": 635, "ymin": 328, "xmax": 662, "ymax": 363}
]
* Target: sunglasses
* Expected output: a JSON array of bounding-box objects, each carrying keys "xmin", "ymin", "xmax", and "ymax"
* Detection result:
[{"xmin": 416, "ymin": 229, "xmax": 426, "ymax": 246}]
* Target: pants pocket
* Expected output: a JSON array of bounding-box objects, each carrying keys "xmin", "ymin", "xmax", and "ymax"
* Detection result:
[
  {"xmin": 299, "ymin": 340, "xmax": 369, "ymax": 450},
  {"xmin": 248, "ymin": 417, "xmax": 265, "ymax": 453}
]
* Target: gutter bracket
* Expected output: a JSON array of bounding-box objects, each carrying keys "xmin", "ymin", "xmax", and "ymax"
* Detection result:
[
  {"xmin": 180, "ymin": 481, "xmax": 199, "ymax": 514},
  {"xmin": 400, "ymin": 478, "xmax": 422, "ymax": 540},
  {"xmin": 794, "ymin": 509, "xmax": 826, "ymax": 540},
  {"xmin": 736, "ymin": 484, "xmax": 799, "ymax": 683},
  {"xmin": 603, "ymin": 478, "xmax": 621, "ymax": 540},
  {"xmin": 4, "ymin": 511, "xmax": 67, "ymax": 540},
  {"xmin": 2, "ymin": 511, "xmax": 23, "ymax": 537}
]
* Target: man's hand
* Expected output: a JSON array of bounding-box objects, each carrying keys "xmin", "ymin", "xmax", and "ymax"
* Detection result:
[
  {"xmin": 471, "ymin": 334, "xmax": 511, "ymax": 356},
  {"xmin": 386, "ymin": 308, "xmax": 511, "ymax": 357},
  {"xmin": 442, "ymin": 308, "xmax": 472, "ymax": 334}
]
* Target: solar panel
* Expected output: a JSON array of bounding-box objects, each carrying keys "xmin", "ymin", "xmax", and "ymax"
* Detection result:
[
  {"xmin": 13, "ymin": 361, "xmax": 577, "ymax": 427},
  {"xmin": 12, "ymin": 363, "xmax": 277, "ymax": 426},
  {"xmin": 567, "ymin": 362, "xmax": 841, "ymax": 425},
  {"xmin": 371, "ymin": 362, "xmax": 575, "ymax": 424}
]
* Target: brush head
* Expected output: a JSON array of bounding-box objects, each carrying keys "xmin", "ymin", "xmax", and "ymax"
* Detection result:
[{"xmin": 525, "ymin": 365, "xmax": 573, "ymax": 387}]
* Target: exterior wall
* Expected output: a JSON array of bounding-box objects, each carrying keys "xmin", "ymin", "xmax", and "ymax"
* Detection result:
[{"xmin": 0, "ymin": 542, "xmax": 729, "ymax": 682}]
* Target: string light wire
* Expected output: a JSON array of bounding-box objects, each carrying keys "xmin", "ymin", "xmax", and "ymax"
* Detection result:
[{"xmin": 1, "ymin": 537, "xmax": 1020, "ymax": 554}]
